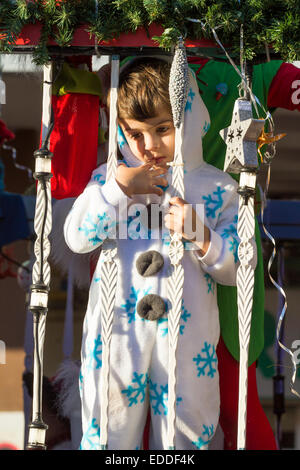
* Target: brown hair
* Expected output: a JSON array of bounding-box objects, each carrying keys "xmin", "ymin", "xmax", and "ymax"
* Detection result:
[{"xmin": 116, "ymin": 57, "xmax": 172, "ymax": 121}]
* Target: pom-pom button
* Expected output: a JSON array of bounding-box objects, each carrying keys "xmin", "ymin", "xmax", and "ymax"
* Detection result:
[
  {"xmin": 137, "ymin": 294, "xmax": 166, "ymax": 321},
  {"xmin": 136, "ymin": 250, "xmax": 164, "ymax": 277}
]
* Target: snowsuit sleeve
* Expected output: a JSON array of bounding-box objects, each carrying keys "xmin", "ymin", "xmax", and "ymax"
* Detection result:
[
  {"xmin": 64, "ymin": 163, "xmax": 131, "ymax": 254},
  {"xmin": 194, "ymin": 179, "xmax": 251, "ymax": 286}
]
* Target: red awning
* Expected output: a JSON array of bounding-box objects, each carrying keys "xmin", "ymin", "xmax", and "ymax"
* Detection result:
[{"xmin": 15, "ymin": 23, "xmax": 218, "ymax": 49}]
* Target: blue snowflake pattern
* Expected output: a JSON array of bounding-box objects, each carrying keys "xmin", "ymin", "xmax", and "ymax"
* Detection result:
[
  {"xmin": 229, "ymin": 238, "xmax": 239, "ymax": 263},
  {"xmin": 86, "ymin": 334, "xmax": 102, "ymax": 370},
  {"xmin": 96, "ymin": 212, "xmax": 117, "ymax": 240},
  {"xmin": 204, "ymin": 273, "xmax": 215, "ymax": 295},
  {"xmin": 192, "ymin": 424, "xmax": 214, "ymax": 449},
  {"xmin": 122, "ymin": 372, "xmax": 148, "ymax": 407},
  {"xmin": 118, "ymin": 125, "xmax": 127, "ymax": 149},
  {"xmin": 79, "ymin": 368, "xmax": 83, "ymax": 395},
  {"xmin": 202, "ymin": 186, "xmax": 226, "ymax": 219},
  {"xmin": 158, "ymin": 300, "xmax": 191, "ymax": 337},
  {"xmin": 157, "ymin": 317, "xmax": 168, "ymax": 336},
  {"xmin": 182, "ymin": 240, "xmax": 197, "ymax": 250},
  {"xmin": 78, "ymin": 212, "xmax": 116, "ymax": 245},
  {"xmin": 193, "ymin": 342, "xmax": 218, "ymax": 378},
  {"xmin": 149, "ymin": 381, "xmax": 168, "ymax": 415},
  {"xmin": 203, "ymin": 121, "xmax": 210, "ymax": 134},
  {"xmin": 92, "ymin": 173, "xmax": 106, "ymax": 186},
  {"xmin": 162, "ymin": 227, "xmax": 171, "ymax": 246},
  {"xmin": 221, "ymin": 215, "xmax": 239, "ymax": 263},
  {"xmin": 185, "ymin": 88, "xmax": 195, "ymax": 112},
  {"xmin": 80, "ymin": 418, "xmax": 101, "ymax": 450},
  {"xmin": 149, "ymin": 380, "xmax": 182, "ymax": 416},
  {"xmin": 121, "ymin": 286, "xmax": 152, "ymax": 323}
]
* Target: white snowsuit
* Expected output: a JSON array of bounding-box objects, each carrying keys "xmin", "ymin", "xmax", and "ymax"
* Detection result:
[{"xmin": 64, "ymin": 69, "xmax": 239, "ymax": 450}]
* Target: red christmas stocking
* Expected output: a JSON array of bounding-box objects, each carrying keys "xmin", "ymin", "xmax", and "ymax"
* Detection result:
[{"xmin": 49, "ymin": 93, "xmax": 99, "ymax": 200}]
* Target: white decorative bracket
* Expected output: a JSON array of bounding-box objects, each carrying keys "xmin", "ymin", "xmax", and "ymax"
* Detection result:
[
  {"xmin": 99, "ymin": 55, "xmax": 120, "ymax": 450},
  {"xmin": 167, "ymin": 38, "xmax": 188, "ymax": 450}
]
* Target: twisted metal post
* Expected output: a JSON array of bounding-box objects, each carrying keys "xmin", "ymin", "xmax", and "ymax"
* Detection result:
[{"xmin": 26, "ymin": 63, "xmax": 53, "ymax": 450}]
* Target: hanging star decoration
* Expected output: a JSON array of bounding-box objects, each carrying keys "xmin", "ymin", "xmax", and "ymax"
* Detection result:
[{"xmin": 220, "ymin": 98, "xmax": 265, "ymax": 174}]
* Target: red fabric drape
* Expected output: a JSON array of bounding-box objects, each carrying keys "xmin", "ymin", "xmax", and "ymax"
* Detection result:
[
  {"xmin": 268, "ymin": 62, "xmax": 300, "ymax": 111},
  {"xmin": 49, "ymin": 93, "xmax": 99, "ymax": 199}
]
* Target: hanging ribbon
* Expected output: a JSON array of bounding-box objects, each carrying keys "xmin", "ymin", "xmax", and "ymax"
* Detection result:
[
  {"xmin": 0, "ymin": 246, "xmax": 18, "ymax": 278},
  {"xmin": 259, "ymin": 169, "xmax": 300, "ymax": 400},
  {"xmin": 2, "ymin": 143, "xmax": 33, "ymax": 181}
]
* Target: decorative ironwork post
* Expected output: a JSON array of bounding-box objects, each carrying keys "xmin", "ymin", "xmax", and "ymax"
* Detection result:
[{"xmin": 27, "ymin": 63, "xmax": 53, "ymax": 450}]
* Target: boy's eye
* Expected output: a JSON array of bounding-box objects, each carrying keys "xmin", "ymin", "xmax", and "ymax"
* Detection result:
[
  {"xmin": 157, "ymin": 126, "xmax": 170, "ymax": 134},
  {"xmin": 129, "ymin": 133, "xmax": 142, "ymax": 140}
]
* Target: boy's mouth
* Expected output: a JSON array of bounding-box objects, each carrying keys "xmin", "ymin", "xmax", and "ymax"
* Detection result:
[
  {"xmin": 149, "ymin": 156, "xmax": 166, "ymax": 164},
  {"xmin": 144, "ymin": 155, "xmax": 168, "ymax": 167},
  {"xmin": 154, "ymin": 157, "xmax": 166, "ymax": 164}
]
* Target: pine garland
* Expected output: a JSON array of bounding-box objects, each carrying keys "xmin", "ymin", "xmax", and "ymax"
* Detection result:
[{"xmin": 0, "ymin": 0, "xmax": 300, "ymax": 65}]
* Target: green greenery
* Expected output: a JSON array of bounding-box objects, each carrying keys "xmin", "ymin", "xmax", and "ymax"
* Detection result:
[{"xmin": 0, "ymin": 0, "xmax": 300, "ymax": 65}]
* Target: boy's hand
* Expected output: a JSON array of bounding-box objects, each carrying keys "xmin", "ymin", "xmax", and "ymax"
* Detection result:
[
  {"xmin": 116, "ymin": 163, "xmax": 168, "ymax": 197},
  {"xmin": 164, "ymin": 197, "xmax": 211, "ymax": 256}
]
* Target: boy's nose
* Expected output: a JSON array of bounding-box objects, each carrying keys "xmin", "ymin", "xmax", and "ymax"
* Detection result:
[{"xmin": 144, "ymin": 134, "xmax": 159, "ymax": 151}]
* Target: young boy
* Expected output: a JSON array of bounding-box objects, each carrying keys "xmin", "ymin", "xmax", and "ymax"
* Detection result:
[{"xmin": 64, "ymin": 57, "xmax": 240, "ymax": 450}]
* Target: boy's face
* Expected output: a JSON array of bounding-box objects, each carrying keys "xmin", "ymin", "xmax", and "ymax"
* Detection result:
[{"xmin": 119, "ymin": 107, "xmax": 175, "ymax": 168}]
